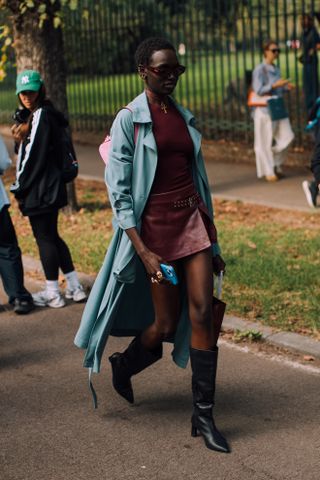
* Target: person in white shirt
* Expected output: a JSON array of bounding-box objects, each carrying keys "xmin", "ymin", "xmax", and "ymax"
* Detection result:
[{"xmin": 252, "ymin": 40, "xmax": 295, "ymax": 181}]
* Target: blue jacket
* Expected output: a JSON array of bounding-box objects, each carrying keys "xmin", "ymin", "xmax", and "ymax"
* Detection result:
[
  {"xmin": 0, "ymin": 135, "xmax": 11, "ymax": 212},
  {"xmin": 74, "ymin": 92, "xmax": 220, "ymax": 373}
]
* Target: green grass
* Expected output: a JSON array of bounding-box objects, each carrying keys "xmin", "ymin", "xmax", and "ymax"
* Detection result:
[
  {"xmin": 5, "ymin": 173, "xmax": 319, "ymax": 338},
  {"xmin": 218, "ymin": 219, "xmax": 320, "ymax": 335}
]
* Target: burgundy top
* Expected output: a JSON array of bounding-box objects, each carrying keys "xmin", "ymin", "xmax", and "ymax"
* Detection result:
[{"xmin": 149, "ymin": 101, "xmax": 194, "ymax": 194}]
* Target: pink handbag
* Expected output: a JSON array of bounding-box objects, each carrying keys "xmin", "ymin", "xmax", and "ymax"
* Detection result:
[{"xmin": 99, "ymin": 106, "xmax": 139, "ymax": 165}]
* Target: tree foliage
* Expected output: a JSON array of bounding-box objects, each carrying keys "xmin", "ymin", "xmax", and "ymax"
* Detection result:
[
  {"xmin": 0, "ymin": 0, "xmax": 251, "ymax": 79},
  {"xmin": 0, "ymin": 1, "xmax": 87, "ymax": 79}
]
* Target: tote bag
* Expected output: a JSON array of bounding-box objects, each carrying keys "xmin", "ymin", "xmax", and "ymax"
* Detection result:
[{"xmin": 267, "ymin": 96, "xmax": 288, "ymax": 121}]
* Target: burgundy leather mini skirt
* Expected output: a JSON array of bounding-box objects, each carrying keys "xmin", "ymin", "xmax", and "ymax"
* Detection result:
[{"xmin": 140, "ymin": 183, "xmax": 217, "ymax": 262}]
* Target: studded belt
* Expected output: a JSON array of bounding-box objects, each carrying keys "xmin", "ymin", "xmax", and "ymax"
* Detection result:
[{"xmin": 173, "ymin": 192, "xmax": 201, "ymax": 208}]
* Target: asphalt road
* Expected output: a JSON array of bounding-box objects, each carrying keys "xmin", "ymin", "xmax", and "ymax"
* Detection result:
[
  {"xmin": 0, "ymin": 133, "xmax": 319, "ymax": 479},
  {"xmin": 1, "ymin": 284, "xmax": 320, "ymax": 480}
]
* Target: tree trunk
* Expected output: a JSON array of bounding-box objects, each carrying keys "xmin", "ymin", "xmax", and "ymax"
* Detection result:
[{"xmin": 5, "ymin": 0, "xmax": 78, "ymax": 211}]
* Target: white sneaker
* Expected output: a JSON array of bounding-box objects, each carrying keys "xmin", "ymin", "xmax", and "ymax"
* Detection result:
[
  {"xmin": 302, "ymin": 180, "xmax": 318, "ymax": 208},
  {"xmin": 32, "ymin": 290, "xmax": 66, "ymax": 308},
  {"xmin": 65, "ymin": 285, "xmax": 87, "ymax": 302}
]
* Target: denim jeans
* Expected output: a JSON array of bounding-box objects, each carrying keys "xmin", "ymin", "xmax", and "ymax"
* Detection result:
[{"xmin": 0, "ymin": 206, "xmax": 31, "ymax": 303}]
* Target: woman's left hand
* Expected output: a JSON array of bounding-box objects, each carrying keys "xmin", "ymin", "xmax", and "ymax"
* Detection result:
[{"xmin": 212, "ymin": 254, "xmax": 226, "ymax": 275}]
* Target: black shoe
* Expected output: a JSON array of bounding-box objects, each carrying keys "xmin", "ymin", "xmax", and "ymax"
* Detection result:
[
  {"xmin": 13, "ymin": 298, "xmax": 34, "ymax": 315},
  {"xmin": 190, "ymin": 347, "xmax": 230, "ymax": 453},
  {"xmin": 302, "ymin": 180, "xmax": 318, "ymax": 208},
  {"xmin": 109, "ymin": 336, "xmax": 162, "ymax": 404}
]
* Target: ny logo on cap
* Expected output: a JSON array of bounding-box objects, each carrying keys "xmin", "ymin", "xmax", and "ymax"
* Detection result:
[{"xmin": 21, "ymin": 75, "xmax": 30, "ymax": 85}]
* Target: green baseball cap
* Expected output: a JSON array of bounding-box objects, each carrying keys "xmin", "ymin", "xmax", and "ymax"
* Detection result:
[{"xmin": 16, "ymin": 70, "xmax": 43, "ymax": 95}]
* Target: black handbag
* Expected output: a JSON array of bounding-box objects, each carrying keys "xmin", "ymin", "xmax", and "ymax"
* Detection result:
[
  {"xmin": 212, "ymin": 296, "xmax": 226, "ymax": 346},
  {"xmin": 267, "ymin": 96, "xmax": 288, "ymax": 121}
]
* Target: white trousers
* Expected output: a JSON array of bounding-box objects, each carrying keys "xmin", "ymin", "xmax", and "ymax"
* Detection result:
[{"xmin": 253, "ymin": 108, "xmax": 294, "ymax": 178}]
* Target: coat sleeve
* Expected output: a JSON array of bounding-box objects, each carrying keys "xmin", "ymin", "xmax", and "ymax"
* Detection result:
[
  {"xmin": 105, "ymin": 109, "xmax": 136, "ymax": 230},
  {"xmin": 10, "ymin": 108, "xmax": 51, "ymax": 198},
  {"xmin": 0, "ymin": 135, "xmax": 11, "ymax": 174}
]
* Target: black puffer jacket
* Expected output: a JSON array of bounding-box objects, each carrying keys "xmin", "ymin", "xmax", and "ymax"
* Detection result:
[
  {"xmin": 10, "ymin": 103, "xmax": 68, "ymax": 216},
  {"xmin": 311, "ymin": 127, "xmax": 320, "ymax": 185}
]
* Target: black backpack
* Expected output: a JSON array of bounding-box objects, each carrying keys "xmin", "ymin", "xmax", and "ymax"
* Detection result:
[{"xmin": 59, "ymin": 126, "xmax": 78, "ymax": 183}]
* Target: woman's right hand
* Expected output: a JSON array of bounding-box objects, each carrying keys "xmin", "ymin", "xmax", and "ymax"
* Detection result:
[
  {"xmin": 124, "ymin": 227, "xmax": 165, "ymax": 282},
  {"xmin": 139, "ymin": 247, "xmax": 163, "ymax": 278}
]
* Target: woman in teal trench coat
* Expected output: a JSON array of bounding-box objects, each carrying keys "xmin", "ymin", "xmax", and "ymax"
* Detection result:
[{"xmin": 75, "ymin": 37, "xmax": 230, "ymax": 453}]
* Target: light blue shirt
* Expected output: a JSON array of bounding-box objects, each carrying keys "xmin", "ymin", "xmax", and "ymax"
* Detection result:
[
  {"xmin": 252, "ymin": 62, "xmax": 285, "ymax": 113},
  {"xmin": 0, "ymin": 135, "xmax": 11, "ymax": 212}
]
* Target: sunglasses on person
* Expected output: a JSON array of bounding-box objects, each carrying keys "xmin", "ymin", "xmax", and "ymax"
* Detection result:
[
  {"xmin": 269, "ymin": 48, "xmax": 281, "ymax": 54},
  {"xmin": 146, "ymin": 64, "xmax": 186, "ymax": 78}
]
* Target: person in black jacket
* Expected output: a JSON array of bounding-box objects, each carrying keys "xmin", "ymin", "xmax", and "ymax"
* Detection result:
[
  {"xmin": 302, "ymin": 97, "xmax": 320, "ymax": 207},
  {"xmin": 300, "ymin": 14, "xmax": 320, "ymax": 114},
  {"xmin": 10, "ymin": 70, "xmax": 86, "ymax": 307}
]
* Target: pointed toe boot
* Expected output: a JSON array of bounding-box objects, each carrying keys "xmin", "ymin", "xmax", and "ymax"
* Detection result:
[
  {"xmin": 190, "ymin": 347, "xmax": 230, "ymax": 453},
  {"xmin": 109, "ymin": 336, "xmax": 162, "ymax": 404}
]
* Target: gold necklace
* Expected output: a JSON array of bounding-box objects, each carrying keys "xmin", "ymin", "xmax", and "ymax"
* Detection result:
[{"xmin": 160, "ymin": 101, "xmax": 168, "ymax": 114}]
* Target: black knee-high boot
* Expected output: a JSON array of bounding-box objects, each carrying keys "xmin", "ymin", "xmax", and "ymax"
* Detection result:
[
  {"xmin": 109, "ymin": 336, "xmax": 163, "ymax": 404},
  {"xmin": 190, "ymin": 347, "xmax": 230, "ymax": 453}
]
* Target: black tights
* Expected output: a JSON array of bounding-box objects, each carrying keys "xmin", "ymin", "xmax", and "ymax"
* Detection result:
[{"xmin": 29, "ymin": 210, "xmax": 74, "ymax": 280}]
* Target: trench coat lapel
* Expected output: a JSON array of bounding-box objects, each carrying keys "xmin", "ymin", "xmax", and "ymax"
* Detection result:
[{"xmin": 142, "ymin": 123, "xmax": 157, "ymax": 153}]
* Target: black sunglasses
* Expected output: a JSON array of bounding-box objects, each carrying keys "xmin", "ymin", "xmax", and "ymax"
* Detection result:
[
  {"xmin": 145, "ymin": 64, "xmax": 186, "ymax": 78},
  {"xmin": 269, "ymin": 48, "xmax": 281, "ymax": 54}
]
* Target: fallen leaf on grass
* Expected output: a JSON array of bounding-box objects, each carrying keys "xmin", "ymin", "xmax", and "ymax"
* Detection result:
[
  {"xmin": 247, "ymin": 241, "xmax": 257, "ymax": 249},
  {"xmin": 224, "ymin": 205, "xmax": 238, "ymax": 213},
  {"xmin": 303, "ymin": 355, "xmax": 315, "ymax": 362}
]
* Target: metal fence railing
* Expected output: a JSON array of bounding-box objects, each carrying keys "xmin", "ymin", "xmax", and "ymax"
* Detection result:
[{"xmin": 1, "ymin": 0, "xmax": 319, "ymax": 146}]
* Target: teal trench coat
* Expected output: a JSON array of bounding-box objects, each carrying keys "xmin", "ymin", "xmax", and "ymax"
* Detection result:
[{"xmin": 74, "ymin": 92, "xmax": 220, "ymax": 373}]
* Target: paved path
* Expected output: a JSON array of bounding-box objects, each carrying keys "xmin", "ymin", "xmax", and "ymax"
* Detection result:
[
  {"xmin": 1, "ymin": 286, "xmax": 320, "ymax": 480},
  {"xmin": 2, "ymin": 134, "xmax": 317, "ymax": 212},
  {"xmin": 74, "ymin": 142, "xmax": 316, "ymax": 212}
]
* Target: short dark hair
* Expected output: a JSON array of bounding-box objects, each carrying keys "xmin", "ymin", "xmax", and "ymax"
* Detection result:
[{"xmin": 135, "ymin": 37, "xmax": 176, "ymax": 67}]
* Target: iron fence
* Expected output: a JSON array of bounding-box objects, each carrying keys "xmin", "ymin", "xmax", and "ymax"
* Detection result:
[{"xmin": 1, "ymin": 0, "xmax": 319, "ymax": 145}]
